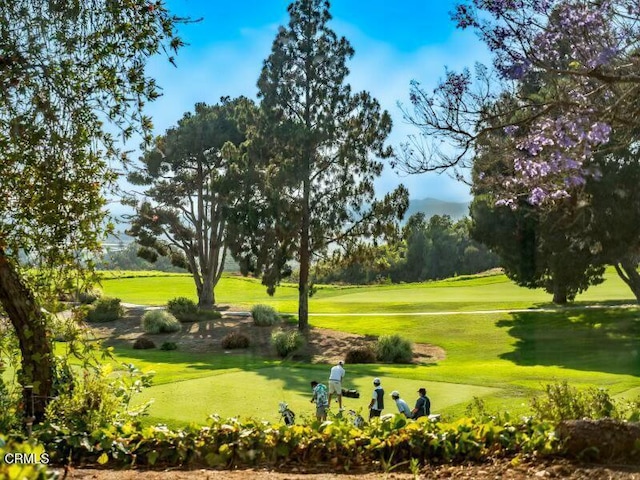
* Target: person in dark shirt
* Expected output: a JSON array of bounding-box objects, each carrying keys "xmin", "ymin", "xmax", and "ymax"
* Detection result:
[
  {"xmin": 411, "ymin": 387, "xmax": 431, "ymax": 419},
  {"xmin": 368, "ymin": 377, "xmax": 384, "ymax": 420}
]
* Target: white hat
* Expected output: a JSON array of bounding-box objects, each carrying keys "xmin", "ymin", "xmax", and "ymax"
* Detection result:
[
  {"xmin": 373, "ymin": 377, "xmax": 381, "ymax": 385},
  {"xmin": 391, "ymin": 390, "xmax": 400, "ymax": 398}
]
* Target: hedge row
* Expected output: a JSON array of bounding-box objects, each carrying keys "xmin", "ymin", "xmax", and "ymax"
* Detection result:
[{"xmin": 33, "ymin": 414, "xmax": 558, "ymax": 470}]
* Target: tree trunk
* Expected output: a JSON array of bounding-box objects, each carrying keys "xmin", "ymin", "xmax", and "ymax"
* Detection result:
[
  {"xmin": 198, "ymin": 275, "xmax": 216, "ymax": 310},
  {"xmin": 614, "ymin": 255, "xmax": 640, "ymax": 303},
  {"xmin": 552, "ymin": 282, "xmax": 567, "ymax": 304},
  {"xmin": 298, "ymin": 177, "xmax": 311, "ymax": 334},
  {"xmin": 0, "ymin": 248, "xmax": 54, "ymax": 423}
]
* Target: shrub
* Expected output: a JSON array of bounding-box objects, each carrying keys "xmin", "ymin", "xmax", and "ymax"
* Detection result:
[
  {"xmin": 133, "ymin": 338, "xmax": 156, "ymax": 350},
  {"xmin": 252, "ymin": 304, "xmax": 280, "ymax": 326},
  {"xmin": 167, "ymin": 297, "xmax": 222, "ymax": 322},
  {"xmin": 167, "ymin": 297, "xmax": 197, "ymax": 319},
  {"xmin": 375, "ymin": 334, "xmax": 413, "ymax": 363},
  {"xmin": 221, "ymin": 332, "xmax": 250, "ymax": 349},
  {"xmin": 141, "ymin": 310, "xmax": 181, "ymax": 334},
  {"xmin": 531, "ymin": 381, "xmax": 622, "ymax": 421},
  {"xmin": 271, "ymin": 329, "xmax": 304, "ymax": 358},
  {"xmin": 51, "ymin": 319, "xmax": 83, "ymax": 342},
  {"xmin": 76, "ymin": 288, "xmax": 102, "ymax": 304},
  {"xmin": 160, "ymin": 341, "xmax": 178, "ymax": 351},
  {"xmin": 345, "ymin": 346, "xmax": 376, "ymax": 364},
  {"xmin": 44, "ymin": 363, "xmax": 153, "ymax": 433},
  {"xmin": 85, "ymin": 297, "xmax": 123, "ymax": 323}
]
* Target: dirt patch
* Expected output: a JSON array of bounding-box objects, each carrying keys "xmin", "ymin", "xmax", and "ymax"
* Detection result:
[
  {"xmin": 88, "ymin": 307, "xmax": 445, "ymax": 365},
  {"xmin": 56, "ymin": 458, "xmax": 640, "ymax": 479}
]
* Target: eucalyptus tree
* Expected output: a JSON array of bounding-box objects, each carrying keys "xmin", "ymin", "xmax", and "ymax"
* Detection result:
[
  {"xmin": 0, "ymin": 0, "xmax": 185, "ymax": 420},
  {"xmin": 232, "ymin": 0, "xmax": 408, "ymax": 332},
  {"xmin": 127, "ymin": 98, "xmax": 256, "ymax": 308}
]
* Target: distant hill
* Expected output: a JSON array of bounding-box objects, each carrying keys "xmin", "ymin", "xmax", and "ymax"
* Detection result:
[{"xmin": 405, "ymin": 197, "xmax": 469, "ymax": 221}]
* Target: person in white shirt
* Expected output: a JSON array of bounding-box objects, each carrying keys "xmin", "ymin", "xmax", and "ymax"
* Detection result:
[
  {"xmin": 390, "ymin": 391, "xmax": 411, "ymax": 418},
  {"xmin": 328, "ymin": 360, "xmax": 345, "ymax": 409}
]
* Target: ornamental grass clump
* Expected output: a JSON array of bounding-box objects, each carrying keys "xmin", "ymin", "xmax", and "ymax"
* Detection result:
[
  {"xmin": 251, "ymin": 304, "xmax": 281, "ymax": 326},
  {"xmin": 271, "ymin": 329, "xmax": 304, "ymax": 358},
  {"xmin": 142, "ymin": 310, "xmax": 181, "ymax": 334},
  {"xmin": 375, "ymin": 334, "xmax": 413, "ymax": 363}
]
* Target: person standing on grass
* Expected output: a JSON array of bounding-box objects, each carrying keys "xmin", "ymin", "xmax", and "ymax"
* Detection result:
[
  {"xmin": 391, "ymin": 391, "xmax": 412, "ymax": 418},
  {"xmin": 328, "ymin": 360, "xmax": 345, "ymax": 410},
  {"xmin": 310, "ymin": 380, "xmax": 329, "ymax": 421},
  {"xmin": 411, "ymin": 387, "xmax": 431, "ymax": 419},
  {"xmin": 368, "ymin": 377, "xmax": 384, "ymax": 420}
]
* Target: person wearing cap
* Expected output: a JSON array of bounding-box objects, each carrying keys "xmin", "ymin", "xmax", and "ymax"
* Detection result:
[
  {"xmin": 368, "ymin": 377, "xmax": 385, "ymax": 420},
  {"xmin": 310, "ymin": 380, "xmax": 329, "ymax": 421},
  {"xmin": 390, "ymin": 391, "xmax": 411, "ymax": 418},
  {"xmin": 328, "ymin": 360, "xmax": 345, "ymax": 410},
  {"xmin": 411, "ymin": 387, "xmax": 431, "ymax": 419}
]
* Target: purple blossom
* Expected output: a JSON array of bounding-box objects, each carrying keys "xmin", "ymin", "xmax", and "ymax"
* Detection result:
[
  {"xmin": 587, "ymin": 122, "xmax": 612, "ymax": 144},
  {"xmin": 528, "ymin": 187, "xmax": 546, "ymax": 205},
  {"xmin": 503, "ymin": 124, "xmax": 519, "ymax": 136}
]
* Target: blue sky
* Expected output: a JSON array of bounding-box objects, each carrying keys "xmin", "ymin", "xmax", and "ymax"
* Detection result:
[{"xmin": 142, "ymin": 0, "xmax": 490, "ymax": 202}]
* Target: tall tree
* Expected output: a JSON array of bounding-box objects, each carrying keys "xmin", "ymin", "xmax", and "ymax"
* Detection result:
[
  {"xmin": 126, "ymin": 98, "xmax": 255, "ymax": 308},
  {"xmin": 233, "ymin": 0, "xmax": 408, "ymax": 332},
  {"xmin": 0, "ymin": 0, "xmax": 185, "ymax": 420}
]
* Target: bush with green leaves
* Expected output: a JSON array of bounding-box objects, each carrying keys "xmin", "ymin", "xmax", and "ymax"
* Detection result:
[
  {"xmin": 251, "ymin": 304, "xmax": 280, "ymax": 326},
  {"xmin": 0, "ymin": 436, "xmax": 53, "ymax": 479},
  {"xmin": 167, "ymin": 297, "xmax": 222, "ymax": 322},
  {"xmin": 160, "ymin": 341, "xmax": 178, "ymax": 351},
  {"xmin": 141, "ymin": 310, "xmax": 181, "ymax": 334},
  {"xmin": 531, "ymin": 381, "xmax": 640, "ymax": 422},
  {"xmin": 271, "ymin": 329, "xmax": 304, "ymax": 358},
  {"xmin": 221, "ymin": 332, "xmax": 250, "ymax": 349},
  {"xmin": 33, "ymin": 411, "xmax": 560, "ymax": 470},
  {"xmin": 167, "ymin": 297, "xmax": 197, "ymax": 320},
  {"xmin": 375, "ymin": 334, "xmax": 413, "ymax": 363},
  {"xmin": 85, "ymin": 297, "xmax": 123, "ymax": 322},
  {"xmin": 76, "ymin": 288, "xmax": 102, "ymax": 304},
  {"xmin": 345, "ymin": 346, "xmax": 376, "ymax": 364},
  {"xmin": 133, "ymin": 338, "xmax": 156, "ymax": 350},
  {"xmin": 44, "ymin": 363, "xmax": 153, "ymax": 433}
]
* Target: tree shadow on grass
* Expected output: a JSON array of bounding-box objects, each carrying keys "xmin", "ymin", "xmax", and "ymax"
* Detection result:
[{"xmin": 497, "ymin": 307, "xmax": 640, "ymax": 376}]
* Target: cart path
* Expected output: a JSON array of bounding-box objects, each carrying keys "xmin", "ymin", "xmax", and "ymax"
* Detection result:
[{"xmin": 122, "ymin": 302, "xmax": 639, "ymax": 317}]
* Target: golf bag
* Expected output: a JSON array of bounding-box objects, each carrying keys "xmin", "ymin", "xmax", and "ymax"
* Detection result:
[
  {"xmin": 341, "ymin": 388, "xmax": 360, "ymax": 398},
  {"xmin": 278, "ymin": 402, "xmax": 295, "ymax": 425},
  {"xmin": 348, "ymin": 409, "xmax": 365, "ymax": 428}
]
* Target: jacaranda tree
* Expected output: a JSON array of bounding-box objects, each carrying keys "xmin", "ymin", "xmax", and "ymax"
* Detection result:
[{"xmin": 397, "ymin": 0, "xmax": 640, "ymax": 301}]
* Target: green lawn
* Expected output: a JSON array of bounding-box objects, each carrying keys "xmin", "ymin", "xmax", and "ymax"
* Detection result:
[
  {"xmin": 96, "ymin": 269, "xmax": 640, "ymax": 426},
  {"xmin": 99, "ymin": 268, "xmax": 636, "ymax": 312}
]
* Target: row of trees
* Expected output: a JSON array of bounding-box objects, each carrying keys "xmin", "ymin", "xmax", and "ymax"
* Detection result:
[
  {"xmin": 398, "ymin": 0, "xmax": 640, "ymax": 303},
  {"xmin": 314, "ymin": 213, "xmax": 499, "ymax": 284},
  {"xmin": 125, "ymin": 0, "xmax": 408, "ymax": 331}
]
